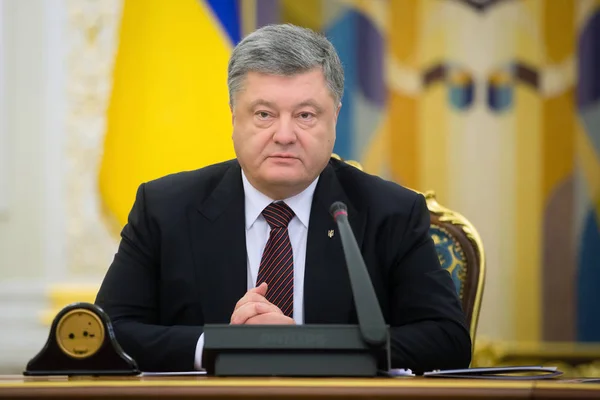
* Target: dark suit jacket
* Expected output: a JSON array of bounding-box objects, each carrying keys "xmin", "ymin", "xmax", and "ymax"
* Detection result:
[{"xmin": 95, "ymin": 158, "xmax": 471, "ymax": 373}]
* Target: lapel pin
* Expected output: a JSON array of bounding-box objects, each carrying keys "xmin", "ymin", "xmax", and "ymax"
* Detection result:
[{"xmin": 328, "ymin": 230, "xmax": 334, "ymax": 238}]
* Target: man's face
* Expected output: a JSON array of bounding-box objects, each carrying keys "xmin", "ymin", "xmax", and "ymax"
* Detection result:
[{"xmin": 231, "ymin": 68, "xmax": 340, "ymax": 199}]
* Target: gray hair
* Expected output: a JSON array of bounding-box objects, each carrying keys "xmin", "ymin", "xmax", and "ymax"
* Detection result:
[{"xmin": 227, "ymin": 24, "xmax": 344, "ymax": 106}]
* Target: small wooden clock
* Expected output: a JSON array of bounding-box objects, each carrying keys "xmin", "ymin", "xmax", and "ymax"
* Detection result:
[{"xmin": 24, "ymin": 302, "xmax": 139, "ymax": 376}]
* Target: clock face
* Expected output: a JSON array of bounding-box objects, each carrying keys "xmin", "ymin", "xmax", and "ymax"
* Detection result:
[{"xmin": 56, "ymin": 309, "xmax": 105, "ymax": 359}]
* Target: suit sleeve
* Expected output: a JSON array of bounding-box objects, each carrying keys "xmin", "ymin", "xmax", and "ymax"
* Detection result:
[
  {"xmin": 387, "ymin": 194, "xmax": 472, "ymax": 374},
  {"xmin": 95, "ymin": 184, "xmax": 203, "ymax": 372}
]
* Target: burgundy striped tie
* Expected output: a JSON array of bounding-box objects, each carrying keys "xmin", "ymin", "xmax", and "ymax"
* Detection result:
[{"xmin": 256, "ymin": 202, "xmax": 295, "ymax": 318}]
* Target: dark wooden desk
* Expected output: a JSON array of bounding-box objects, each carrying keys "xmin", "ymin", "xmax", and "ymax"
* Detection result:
[{"xmin": 0, "ymin": 375, "xmax": 599, "ymax": 399}]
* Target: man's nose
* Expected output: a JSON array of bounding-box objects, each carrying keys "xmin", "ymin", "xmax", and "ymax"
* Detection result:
[{"xmin": 272, "ymin": 117, "xmax": 297, "ymax": 144}]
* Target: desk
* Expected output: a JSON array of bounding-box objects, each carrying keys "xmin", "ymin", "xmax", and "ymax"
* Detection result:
[{"xmin": 1, "ymin": 376, "xmax": 599, "ymax": 400}]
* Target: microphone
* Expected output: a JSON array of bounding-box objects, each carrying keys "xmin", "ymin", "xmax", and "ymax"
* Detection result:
[{"xmin": 329, "ymin": 202, "xmax": 387, "ymax": 346}]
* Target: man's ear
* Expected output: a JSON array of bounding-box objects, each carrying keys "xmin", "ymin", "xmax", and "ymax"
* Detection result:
[
  {"xmin": 334, "ymin": 102, "xmax": 342, "ymax": 122},
  {"xmin": 230, "ymin": 103, "xmax": 235, "ymax": 125}
]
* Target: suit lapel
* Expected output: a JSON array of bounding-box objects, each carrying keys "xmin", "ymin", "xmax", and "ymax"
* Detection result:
[
  {"xmin": 304, "ymin": 162, "xmax": 366, "ymax": 324},
  {"xmin": 188, "ymin": 161, "xmax": 247, "ymax": 323}
]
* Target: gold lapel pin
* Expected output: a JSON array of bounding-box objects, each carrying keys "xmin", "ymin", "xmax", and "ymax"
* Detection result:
[{"xmin": 328, "ymin": 230, "xmax": 334, "ymax": 238}]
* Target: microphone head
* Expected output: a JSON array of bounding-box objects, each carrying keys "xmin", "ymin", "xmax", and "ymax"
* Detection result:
[{"xmin": 329, "ymin": 201, "xmax": 348, "ymax": 221}]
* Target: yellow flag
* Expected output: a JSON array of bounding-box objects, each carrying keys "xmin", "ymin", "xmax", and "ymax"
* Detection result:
[{"xmin": 100, "ymin": 0, "xmax": 235, "ymax": 227}]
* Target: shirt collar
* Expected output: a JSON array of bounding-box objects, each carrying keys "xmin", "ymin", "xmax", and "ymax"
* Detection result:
[{"xmin": 241, "ymin": 169, "xmax": 318, "ymax": 230}]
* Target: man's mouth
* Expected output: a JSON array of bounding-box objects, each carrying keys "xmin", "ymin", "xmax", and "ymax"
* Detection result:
[{"xmin": 269, "ymin": 154, "xmax": 298, "ymax": 160}]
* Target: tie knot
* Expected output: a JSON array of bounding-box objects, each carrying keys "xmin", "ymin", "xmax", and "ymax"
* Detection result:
[{"xmin": 262, "ymin": 202, "xmax": 295, "ymax": 228}]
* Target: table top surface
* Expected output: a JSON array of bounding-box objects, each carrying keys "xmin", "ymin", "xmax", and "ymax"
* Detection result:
[
  {"xmin": 1, "ymin": 375, "xmax": 599, "ymax": 399},
  {"xmin": 0, "ymin": 374, "xmax": 599, "ymax": 389}
]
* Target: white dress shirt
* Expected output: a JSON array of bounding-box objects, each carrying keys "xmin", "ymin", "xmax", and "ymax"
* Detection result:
[{"xmin": 194, "ymin": 170, "xmax": 318, "ymax": 369}]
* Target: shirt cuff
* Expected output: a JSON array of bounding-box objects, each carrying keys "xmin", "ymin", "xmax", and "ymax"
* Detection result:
[{"xmin": 194, "ymin": 332, "xmax": 205, "ymax": 370}]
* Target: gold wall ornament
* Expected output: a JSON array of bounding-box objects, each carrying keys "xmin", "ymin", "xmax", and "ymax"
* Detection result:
[
  {"xmin": 65, "ymin": 0, "xmax": 123, "ymax": 276},
  {"xmin": 42, "ymin": 0, "xmax": 124, "ymax": 324}
]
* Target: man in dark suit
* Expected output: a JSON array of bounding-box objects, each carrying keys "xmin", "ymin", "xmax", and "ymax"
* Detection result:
[{"xmin": 95, "ymin": 23, "xmax": 471, "ymax": 374}]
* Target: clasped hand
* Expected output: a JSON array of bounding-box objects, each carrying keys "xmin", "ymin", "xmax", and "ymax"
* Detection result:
[{"xmin": 230, "ymin": 282, "xmax": 295, "ymax": 325}]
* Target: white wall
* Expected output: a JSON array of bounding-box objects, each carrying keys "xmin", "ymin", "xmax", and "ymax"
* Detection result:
[
  {"xmin": 0, "ymin": 0, "xmax": 67, "ymax": 372},
  {"xmin": 0, "ymin": 0, "xmax": 7, "ymax": 215},
  {"xmin": 0, "ymin": 0, "xmax": 46, "ymax": 280}
]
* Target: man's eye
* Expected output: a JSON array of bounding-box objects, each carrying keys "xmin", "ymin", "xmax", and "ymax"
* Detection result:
[
  {"xmin": 299, "ymin": 112, "xmax": 313, "ymax": 120},
  {"xmin": 257, "ymin": 111, "xmax": 270, "ymax": 119}
]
